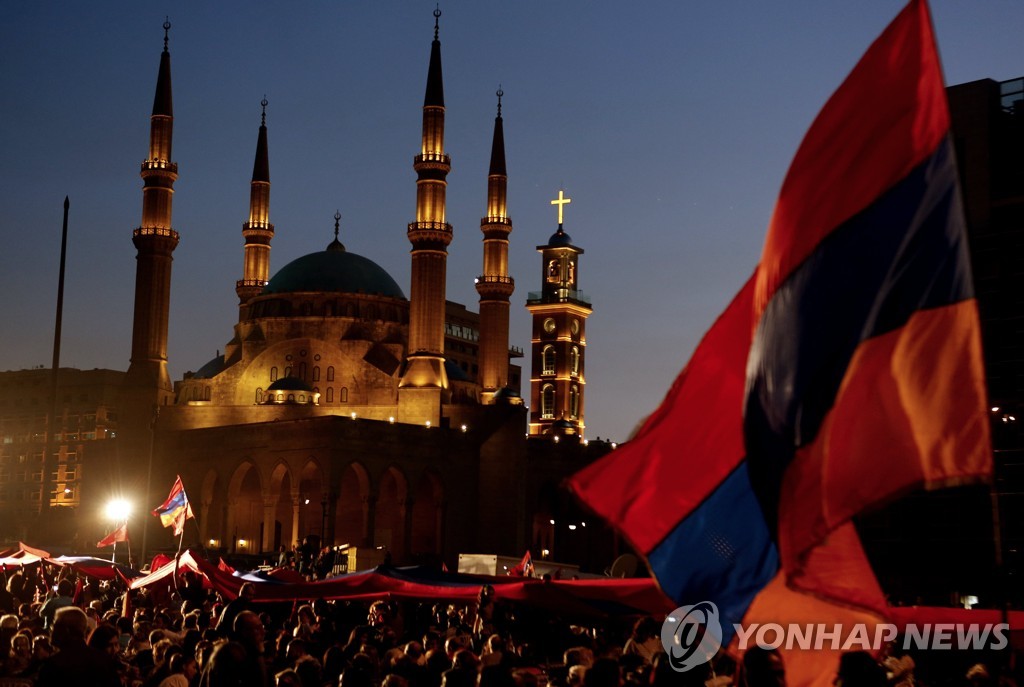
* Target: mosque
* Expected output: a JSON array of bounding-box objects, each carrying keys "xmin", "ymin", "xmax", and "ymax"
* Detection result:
[{"xmin": 66, "ymin": 12, "xmax": 612, "ymax": 567}]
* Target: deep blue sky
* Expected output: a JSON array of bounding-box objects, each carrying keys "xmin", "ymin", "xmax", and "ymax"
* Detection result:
[{"xmin": 2, "ymin": 2, "xmax": 1023, "ymax": 443}]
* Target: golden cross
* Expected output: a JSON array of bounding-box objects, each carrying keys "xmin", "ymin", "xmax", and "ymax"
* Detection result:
[{"xmin": 550, "ymin": 190, "xmax": 572, "ymax": 226}]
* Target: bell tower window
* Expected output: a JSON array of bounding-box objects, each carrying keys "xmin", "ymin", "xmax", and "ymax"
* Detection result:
[
  {"xmin": 541, "ymin": 384, "xmax": 555, "ymax": 419},
  {"xmin": 542, "ymin": 346, "xmax": 556, "ymax": 375}
]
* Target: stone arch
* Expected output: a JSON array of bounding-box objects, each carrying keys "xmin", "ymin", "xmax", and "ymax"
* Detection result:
[
  {"xmin": 297, "ymin": 459, "xmax": 326, "ymax": 546},
  {"xmin": 532, "ymin": 480, "xmax": 560, "ymax": 556},
  {"xmin": 200, "ymin": 469, "xmax": 220, "ymax": 546},
  {"xmin": 373, "ymin": 465, "xmax": 408, "ymax": 561},
  {"xmin": 226, "ymin": 461, "xmax": 263, "ymax": 554},
  {"xmin": 334, "ymin": 462, "xmax": 370, "ymax": 548},
  {"xmin": 410, "ymin": 470, "xmax": 444, "ymax": 559},
  {"xmin": 269, "ymin": 461, "xmax": 294, "ymax": 552}
]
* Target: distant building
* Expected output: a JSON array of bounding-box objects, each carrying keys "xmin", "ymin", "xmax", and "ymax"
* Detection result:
[
  {"xmin": 1, "ymin": 14, "xmax": 614, "ymax": 570},
  {"xmin": 0, "ymin": 368, "xmax": 122, "ymax": 538}
]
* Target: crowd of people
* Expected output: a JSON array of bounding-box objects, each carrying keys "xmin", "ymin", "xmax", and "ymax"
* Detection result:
[{"xmin": 0, "ymin": 563, "xmax": 1015, "ymax": 687}]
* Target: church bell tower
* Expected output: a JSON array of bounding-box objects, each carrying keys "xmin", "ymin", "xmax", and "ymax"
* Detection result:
[{"xmin": 526, "ymin": 191, "xmax": 592, "ymax": 438}]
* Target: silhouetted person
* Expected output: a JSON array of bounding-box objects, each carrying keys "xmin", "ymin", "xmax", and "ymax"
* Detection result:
[
  {"xmin": 234, "ymin": 609, "xmax": 270, "ymax": 686},
  {"xmin": 216, "ymin": 582, "xmax": 256, "ymax": 637},
  {"xmin": 742, "ymin": 647, "xmax": 786, "ymax": 687},
  {"xmin": 836, "ymin": 651, "xmax": 886, "ymax": 687},
  {"xmin": 585, "ymin": 658, "xmax": 622, "ymax": 687},
  {"xmin": 37, "ymin": 606, "xmax": 120, "ymax": 687}
]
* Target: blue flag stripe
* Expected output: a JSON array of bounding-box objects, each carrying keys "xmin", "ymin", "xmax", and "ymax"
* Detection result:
[
  {"xmin": 647, "ymin": 461, "xmax": 778, "ymax": 640},
  {"xmin": 744, "ymin": 138, "xmax": 971, "ymax": 532}
]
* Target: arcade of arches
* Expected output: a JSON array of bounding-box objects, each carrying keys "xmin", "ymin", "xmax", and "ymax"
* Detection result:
[{"xmin": 198, "ymin": 460, "xmax": 445, "ymax": 560}]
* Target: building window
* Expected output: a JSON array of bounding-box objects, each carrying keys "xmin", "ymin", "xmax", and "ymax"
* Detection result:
[
  {"xmin": 570, "ymin": 384, "xmax": 580, "ymax": 419},
  {"xmin": 256, "ymin": 388, "xmax": 263, "ymax": 404},
  {"xmin": 542, "ymin": 346, "xmax": 556, "ymax": 375},
  {"xmin": 313, "ymin": 366, "xmax": 320, "ymax": 382},
  {"xmin": 570, "ymin": 346, "xmax": 580, "ymax": 376},
  {"xmin": 547, "ymin": 259, "xmax": 560, "ymax": 283},
  {"xmin": 299, "ymin": 362, "xmax": 307, "ymax": 380},
  {"xmin": 340, "ymin": 387, "xmax": 349, "ymax": 403},
  {"xmin": 327, "ymin": 366, "xmax": 335, "ymax": 382},
  {"xmin": 284, "ymin": 366, "xmax": 292, "ymax": 378},
  {"xmin": 270, "ymin": 367, "xmax": 278, "ymax": 382},
  {"xmin": 541, "ymin": 385, "xmax": 555, "ymax": 419},
  {"xmin": 326, "ymin": 388, "xmax": 334, "ymax": 403}
]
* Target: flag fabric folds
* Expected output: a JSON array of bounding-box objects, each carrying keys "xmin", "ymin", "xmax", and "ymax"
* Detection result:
[
  {"xmin": 96, "ymin": 523, "xmax": 129, "ymax": 548},
  {"xmin": 152, "ymin": 476, "xmax": 194, "ymax": 536},
  {"xmin": 569, "ymin": 0, "xmax": 991, "ymax": 681},
  {"xmin": 508, "ymin": 550, "xmax": 535, "ymax": 577}
]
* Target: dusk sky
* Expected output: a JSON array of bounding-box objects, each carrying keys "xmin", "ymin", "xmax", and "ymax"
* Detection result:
[{"xmin": 3, "ymin": 2, "xmax": 1024, "ymax": 443}]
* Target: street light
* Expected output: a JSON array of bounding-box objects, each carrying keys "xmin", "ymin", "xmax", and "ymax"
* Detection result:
[
  {"xmin": 104, "ymin": 498, "xmax": 132, "ymax": 564},
  {"xmin": 105, "ymin": 499, "xmax": 131, "ymax": 522}
]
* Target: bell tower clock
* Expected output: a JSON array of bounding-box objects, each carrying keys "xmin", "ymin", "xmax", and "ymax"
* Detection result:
[{"xmin": 526, "ymin": 190, "xmax": 592, "ymax": 439}]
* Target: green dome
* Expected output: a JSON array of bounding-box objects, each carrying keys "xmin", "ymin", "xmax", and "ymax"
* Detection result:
[{"xmin": 262, "ymin": 249, "xmax": 406, "ymax": 299}]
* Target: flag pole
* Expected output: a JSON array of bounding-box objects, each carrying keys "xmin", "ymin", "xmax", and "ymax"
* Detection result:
[{"xmin": 173, "ymin": 521, "xmax": 185, "ymax": 596}]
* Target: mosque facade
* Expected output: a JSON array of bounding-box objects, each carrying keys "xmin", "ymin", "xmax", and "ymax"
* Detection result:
[{"xmin": 1, "ymin": 13, "xmax": 612, "ymax": 567}]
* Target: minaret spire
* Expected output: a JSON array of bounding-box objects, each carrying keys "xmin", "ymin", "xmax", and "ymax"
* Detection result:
[
  {"xmin": 126, "ymin": 20, "xmax": 179, "ymax": 404},
  {"xmin": 236, "ymin": 97, "xmax": 275, "ymax": 318},
  {"xmin": 400, "ymin": 7, "xmax": 453, "ymax": 422},
  {"xmin": 327, "ymin": 210, "xmax": 345, "ymax": 252},
  {"xmin": 477, "ymin": 87, "xmax": 515, "ymax": 402}
]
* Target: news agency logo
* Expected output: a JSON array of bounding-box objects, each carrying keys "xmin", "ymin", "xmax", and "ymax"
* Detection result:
[
  {"xmin": 661, "ymin": 601, "xmax": 723, "ymax": 672},
  {"xmin": 659, "ymin": 599, "xmax": 1010, "ymax": 667}
]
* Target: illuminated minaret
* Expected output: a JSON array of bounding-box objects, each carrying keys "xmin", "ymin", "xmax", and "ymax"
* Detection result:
[
  {"xmin": 400, "ymin": 8, "xmax": 451, "ymax": 420},
  {"xmin": 526, "ymin": 191, "xmax": 593, "ymax": 438},
  {"xmin": 236, "ymin": 98, "xmax": 274, "ymax": 320},
  {"xmin": 126, "ymin": 19, "xmax": 178, "ymax": 406},
  {"xmin": 476, "ymin": 88, "xmax": 514, "ymax": 403}
]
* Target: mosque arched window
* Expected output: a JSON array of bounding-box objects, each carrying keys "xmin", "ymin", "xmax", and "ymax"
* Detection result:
[
  {"xmin": 340, "ymin": 387, "xmax": 349, "ymax": 403},
  {"xmin": 270, "ymin": 367, "xmax": 278, "ymax": 382},
  {"xmin": 312, "ymin": 366, "xmax": 320, "ymax": 382},
  {"xmin": 327, "ymin": 366, "xmax": 335, "ymax": 382},
  {"xmin": 570, "ymin": 347, "xmax": 580, "ymax": 376},
  {"xmin": 570, "ymin": 385, "xmax": 580, "ymax": 419},
  {"xmin": 326, "ymin": 388, "xmax": 334, "ymax": 403}
]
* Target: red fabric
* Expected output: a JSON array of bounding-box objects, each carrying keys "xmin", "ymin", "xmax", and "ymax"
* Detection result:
[
  {"xmin": 97, "ymin": 523, "xmax": 129, "ymax": 548},
  {"xmin": 129, "ymin": 550, "xmax": 668, "ymax": 617},
  {"xmin": 888, "ymin": 606, "xmax": 1024, "ymax": 630},
  {"xmin": 780, "ymin": 302, "xmax": 991, "ymax": 576},
  {"xmin": 755, "ymin": 0, "xmax": 949, "ymax": 314},
  {"xmin": 508, "ymin": 551, "xmax": 534, "ymax": 577},
  {"xmin": 567, "ymin": 274, "xmax": 757, "ymax": 555}
]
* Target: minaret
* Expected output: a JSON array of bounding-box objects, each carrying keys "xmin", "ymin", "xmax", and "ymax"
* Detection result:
[
  {"xmin": 236, "ymin": 98, "xmax": 274, "ymax": 320},
  {"xmin": 476, "ymin": 88, "xmax": 514, "ymax": 403},
  {"xmin": 526, "ymin": 191, "xmax": 593, "ymax": 438},
  {"xmin": 399, "ymin": 8, "xmax": 452, "ymax": 423},
  {"xmin": 125, "ymin": 19, "xmax": 179, "ymax": 406}
]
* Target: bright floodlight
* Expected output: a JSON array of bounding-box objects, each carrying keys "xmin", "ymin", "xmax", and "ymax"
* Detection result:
[{"xmin": 105, "ymin": 498, "xmax": 131, "ymax": 522}]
